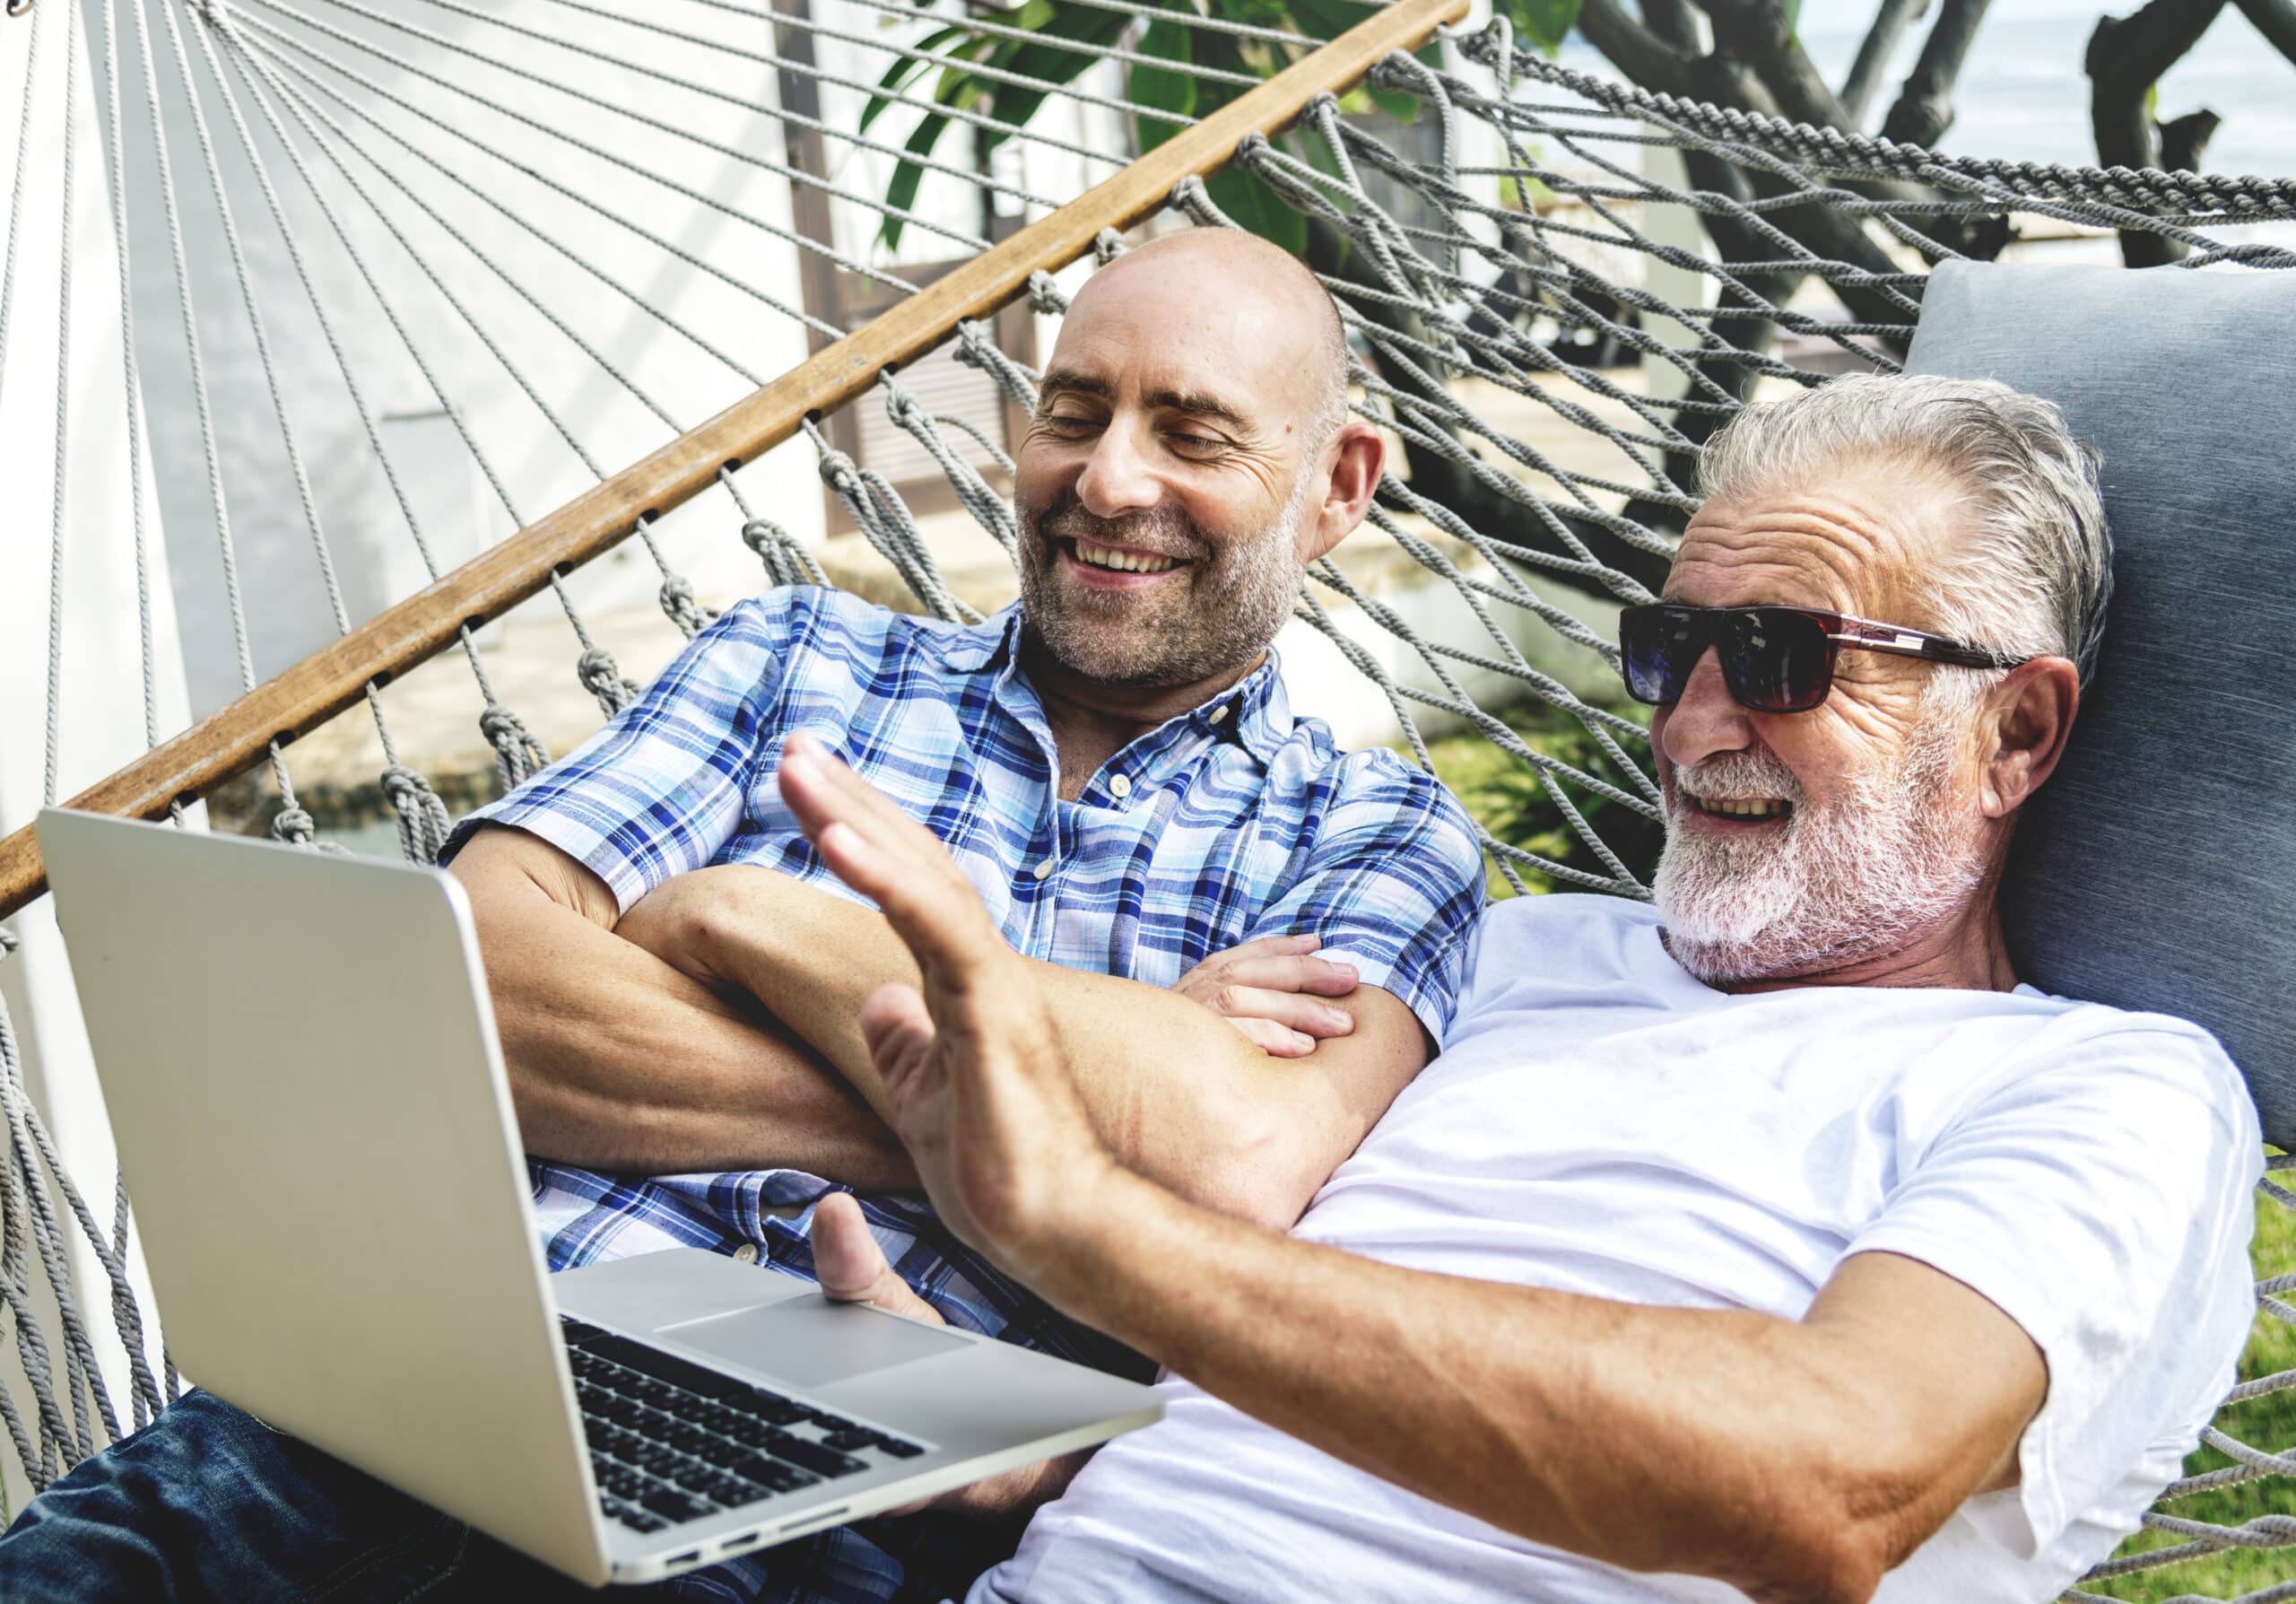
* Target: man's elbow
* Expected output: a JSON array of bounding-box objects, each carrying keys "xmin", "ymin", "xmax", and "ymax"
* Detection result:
[
  {"xmin": 1165, "ymin": 1103, "xmax": 1340, "ymax": 1234},
  {"xmin": 1729, "ymin": 1445, "xmax": 1940, "ymax": 1604},
  {"xmin": 1732, "ymin": 1518, "xmax": 1892, "ymax": 1604}
]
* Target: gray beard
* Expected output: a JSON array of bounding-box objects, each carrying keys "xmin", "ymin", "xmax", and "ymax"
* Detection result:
[
  {"xmin": 1653, "ymin": 713, "xmax": 1984, "ymax": 986},
  {"xmin": 1014, "ymin": 473, "xmax": 1313, "ymax": 689}
]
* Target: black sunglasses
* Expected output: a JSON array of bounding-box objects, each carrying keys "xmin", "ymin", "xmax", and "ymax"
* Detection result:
[{"xmin": 1619, "ymin": 603, "xmax": 2028, "ymax": 714}]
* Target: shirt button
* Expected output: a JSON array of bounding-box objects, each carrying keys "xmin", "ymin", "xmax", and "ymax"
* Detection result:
[
  {"xmin": 1208, "ymin": 705, "xmax": 1231, "ymax": 726},
  {"xmin": 1032, "ymin": 858, "xmax": 1056, "ymax": 881},
  {"xmin": 732, "ymin": 1242, "xmax": 761, "ymax": 1265},
  {"xmin": 1108, "ymin": 773, "xmax": 1132, "ymax": 798}
]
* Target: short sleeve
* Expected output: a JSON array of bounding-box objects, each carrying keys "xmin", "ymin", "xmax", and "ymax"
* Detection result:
[
  {"xmin": 1846, "ymin": 1018, "xmax": 2261, "ymax": 1563},
  {"xmin": 439, "ymin": 597, "xmax": 791, "ymax": 912},
  {"xmin": 1244, "ymin": 758, "xmax": 1486, "ymax": 1042}
]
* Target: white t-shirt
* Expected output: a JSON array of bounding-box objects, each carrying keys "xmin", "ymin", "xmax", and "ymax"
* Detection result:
[{"xmin": 970, "ymin": 894, "xmax": 2261, "ymax": 1604}]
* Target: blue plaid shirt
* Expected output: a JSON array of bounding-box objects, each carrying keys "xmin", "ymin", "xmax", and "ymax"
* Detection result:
[{"xmin": 443, "ymin": 585, "xmax": 1483, "ymax": 1599}]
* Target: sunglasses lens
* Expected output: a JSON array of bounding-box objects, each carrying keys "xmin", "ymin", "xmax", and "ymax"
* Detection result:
[
  {"xmin": 1619, "ymin": 606, "xmax": 1707, "ymax": 706},
  {"xmin": 1718, "ymin": 609, "xmax": 1832, "ymax": 712}
]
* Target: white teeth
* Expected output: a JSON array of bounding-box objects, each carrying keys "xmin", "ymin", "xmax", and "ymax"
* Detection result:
[
  {"xmin": 1074, "ymin": 538, "xmax": 1178, "ymax": 574},
  {"xmin": 1697, "ymin": 796, "xmax": 1788, "ymax": 819}
]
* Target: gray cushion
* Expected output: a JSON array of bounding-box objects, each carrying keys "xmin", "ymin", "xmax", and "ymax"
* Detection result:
[{"xmin": 1904, "ymin": 259, "xmax": 2295, "ymax": 1146}]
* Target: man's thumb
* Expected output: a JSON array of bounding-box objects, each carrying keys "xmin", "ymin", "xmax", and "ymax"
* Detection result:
[
  {"xmin": 860, "ymin": 983, "xmax": 938, "ymax": 1102},
  {"xmin": 810, "ymin": 1194, "xmax": 943, "ymax": 1324}
]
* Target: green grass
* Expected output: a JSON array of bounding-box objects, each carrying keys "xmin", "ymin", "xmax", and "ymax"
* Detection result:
[
  {"xmin": 2075, "ymin": 1183, "xmax": 2296, "ymax": 1601},
  {"xmin": 1414, "ymin": 708, "xmax": 2296, "ymax": 1600},
  {"xmin": 1406, "ymin": 701, "xmax": 1660, "ymax": 902}
]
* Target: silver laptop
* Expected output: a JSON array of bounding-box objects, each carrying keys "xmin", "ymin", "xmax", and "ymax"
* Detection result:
[{"xmin": 39, "ymin": 808, "xmax": 1161, "ymax": 1588}]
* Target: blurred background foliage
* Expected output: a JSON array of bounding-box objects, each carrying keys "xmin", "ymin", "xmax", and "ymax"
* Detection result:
[
  {"xmin": 2083, "ymin": 1183, "xmax": 2296, "ymax": 1601},
  {"xmin": 864, "ymin": 0, "xmax": 1582, "ymax": 256},
  {"xmin": 1413, "ymin": 702, "xmax": 1662, "ymax": 901}
]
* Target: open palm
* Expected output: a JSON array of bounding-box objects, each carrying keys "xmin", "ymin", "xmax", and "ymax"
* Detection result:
[{"xmin": 776, "ymin": 733, "xmax": 1116, "ymax": 1278}]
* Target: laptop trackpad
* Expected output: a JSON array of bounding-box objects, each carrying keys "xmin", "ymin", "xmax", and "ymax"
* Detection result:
[{"xmin": 664, "ymin": 1296, "xmax": 974, "ymax": 1389}]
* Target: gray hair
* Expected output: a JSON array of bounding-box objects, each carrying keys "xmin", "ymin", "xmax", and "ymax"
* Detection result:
[
  {"xmin": 1696, "ymin": 373, "xmax": 2114, "ymax": 684},
  {"xmin": 1307, "ymin": 291, "xmax": 1351, "ymax": 451}
]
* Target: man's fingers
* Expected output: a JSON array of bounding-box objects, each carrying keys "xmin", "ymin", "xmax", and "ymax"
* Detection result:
[
  {"xmin": 1212, "ymin": 985, "xmax": 1353, "ymax": 1039},
  {"xmin": 859, "ymin": 983, "xmax": 939, "ymax": 1102},
  {"xmin": 778, "ymin": 732, "xmax": 930, "ymax": 848},
  {"xmin": 782, "ymin": 737, "xmax": 1003, "ymax": 981},
  {"xmin": 779, "ymin": 734, "xmax": 954, "ymax": 882},
  {"xmin": 1220, "ymin": 955, "xmax": 1361, "ymax": 1000},
  {"xmin": 810, "ymin": 1194, "xmax": 946, "ymax": 1326},
  {"xmin": 1221, "ymin": 1015, "xmax": 1318, "ymax": 1058}
]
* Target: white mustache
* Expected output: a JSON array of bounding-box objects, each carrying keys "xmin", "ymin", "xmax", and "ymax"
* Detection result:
[{"xmin": 1673, "ymin": 752, "xmax": 1806, "ymax": 807}]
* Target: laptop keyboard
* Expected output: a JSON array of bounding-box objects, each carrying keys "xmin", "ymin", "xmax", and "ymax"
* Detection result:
[{"xmin": 561, "ymin": 1317, "xmax": 928, "ymax": 1534}]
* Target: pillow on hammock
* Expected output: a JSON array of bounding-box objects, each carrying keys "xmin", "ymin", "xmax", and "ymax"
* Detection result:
[{"xmin": 1904, "ymin": 257, "xmax": 2295, "ymax": 1147}]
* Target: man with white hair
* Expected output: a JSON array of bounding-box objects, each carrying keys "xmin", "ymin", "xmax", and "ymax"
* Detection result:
[{"xmin": 786, "ymin": 371, "xmax": 2263, "ymax": 1602}]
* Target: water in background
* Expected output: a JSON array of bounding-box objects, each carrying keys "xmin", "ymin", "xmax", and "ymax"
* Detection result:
[{"xmin": 1560, "ymin": 0, "xmax": 2296, "ymax": 180}]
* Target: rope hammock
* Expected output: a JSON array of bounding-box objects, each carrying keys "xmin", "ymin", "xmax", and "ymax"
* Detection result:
[{"xmin": 2, "ymin": 1, "xmax": 2292, "ymax": 1596}]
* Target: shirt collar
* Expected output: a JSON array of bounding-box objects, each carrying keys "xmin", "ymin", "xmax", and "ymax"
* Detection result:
[
  {"xmin": 940, "ymin": 606, "xmax": 1292, "ymax": 764},
  {"xmin": 1205, "ymin": 650, "xmax": 1290, "ymax": 763},
  {"xmin": 935, "ymin": 606, "xmax": 1022, "ymax": 674}
]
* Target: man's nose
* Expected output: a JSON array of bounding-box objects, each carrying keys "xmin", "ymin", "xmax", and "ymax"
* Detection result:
[
  {"xmin": 1657, "ymin": 646, "xmax": 1756, "ymax": 771},
  {"xmin": 1074, "ymin": 423, "xmax": 1161, "ymax": 519}
]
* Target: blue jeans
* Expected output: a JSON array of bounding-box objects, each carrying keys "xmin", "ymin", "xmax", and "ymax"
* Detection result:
[{"xmin": 0, "ymin": 1392, "xmax": 1009, "ymax": 1602}]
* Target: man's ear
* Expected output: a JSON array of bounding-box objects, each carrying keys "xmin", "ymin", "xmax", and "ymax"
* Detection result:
[
  {"xmin": 1979, "ymin": 656, "xmax": 2080, "ymax": 819},
  {"xmin": 1300, "ymin": 421, "xmax": 1386, "ymax": 563}
]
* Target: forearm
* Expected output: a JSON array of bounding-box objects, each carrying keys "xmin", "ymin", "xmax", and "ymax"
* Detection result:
[
  {"xmin": 657, "ymin": 868, "xmax": 1366, "ymax": 1221},
  {"xmin": 493, "ymin": 945, "xmax": 909, "ymax": 1182},
  {"xmin": 1026, "ymin": 1173, "xmax": 1947, "ymax": 1603},
  {"xmin": 768, "ymin": 730, "xmax": 2035, "ymax": 1604},
  {"xmin": 453, "ymin": 844, "xmax": 913, "ymax": 1183}
]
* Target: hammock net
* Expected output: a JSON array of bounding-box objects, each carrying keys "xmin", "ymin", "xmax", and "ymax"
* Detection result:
[{"xmin": 2, "ymin": 0, "xmax": 2293, "ymax": 1595}]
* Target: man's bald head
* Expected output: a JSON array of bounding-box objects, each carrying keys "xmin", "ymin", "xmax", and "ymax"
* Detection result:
[
  {"xmin": 1011, "ymin": 225, "xmax": 1383, "ymax": 693},
  {"xmin": 1069, "ymin": 229, "xmax": 1350, "ymax": 447}
]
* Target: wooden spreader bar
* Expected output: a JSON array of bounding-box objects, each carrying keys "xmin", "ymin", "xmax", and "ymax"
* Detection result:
[{"xmin": 0, "ymin": 0, "xmax": 1467, "ymax": 921}]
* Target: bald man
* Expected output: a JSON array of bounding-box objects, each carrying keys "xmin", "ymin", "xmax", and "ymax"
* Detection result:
[{"xmin": 0, "ymin": 231, "xmax": 1485, "ymax": 1601}]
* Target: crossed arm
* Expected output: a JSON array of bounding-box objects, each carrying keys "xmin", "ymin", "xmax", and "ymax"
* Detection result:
[
  {"xmin": 778, "ymin": 732, "xmax": 2051, "ymax": 1604},
  {"xmin": 448, "ymin": 823, "xmax": 1430, "ymax": 1230}
]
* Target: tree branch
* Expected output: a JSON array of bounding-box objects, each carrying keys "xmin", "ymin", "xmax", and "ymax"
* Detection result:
[
  {"xmin": 1840, "ymin": 0, "xmax": 1931, "ymax": 129},
  {"xmin": 2234, "ymin": 0, "xmax": 2296, "ymax": 65},
  {"xmin": 2086, "ymin": 0, "xmax": 2232, "ymax": 264},
  {"xmin": 1879, "ymin": 0, "xmax": 1993, "ymax": 146},
  {"xmin": 2157, "ymin": 107, "xmax": 2222, "ymax": 172},
  {"xmin": 1641, "ymin": 0, "xmax": 1706, "ymax": 55},
  {"xmin": 1576, "ymin": 0, "xmax": 1700, "ymax": 94},
  {"xmin": 1694, "ymin": 0, "xmax": 1861, "ymax": 130}
]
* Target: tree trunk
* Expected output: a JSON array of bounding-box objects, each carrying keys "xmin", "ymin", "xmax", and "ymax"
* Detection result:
[
  {"xmin": 1700, "ymin": 0, "xmax": 1864, "ymax": 130},
  {"xmin": 2086, "ymin": 0, "xmax": 2231, "ymax": 266},
  {"xmin": 1577, "ymin": 0, "xmax": 1702, "ymax": 93}
]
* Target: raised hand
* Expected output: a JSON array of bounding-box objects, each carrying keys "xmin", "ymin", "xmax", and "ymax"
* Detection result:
[{"xmin": 776, "ymin": 733, "xmax": 1117, "ymax": 1280}]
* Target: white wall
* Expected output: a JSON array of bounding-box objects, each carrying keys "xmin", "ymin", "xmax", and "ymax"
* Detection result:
[
  {"xmin": 0, "ymin": 0, "xmax": 196, "ymax": 1512},
  {"xmin": 109, "ymin": 0, "xmax": 829, "ymax": 719}
]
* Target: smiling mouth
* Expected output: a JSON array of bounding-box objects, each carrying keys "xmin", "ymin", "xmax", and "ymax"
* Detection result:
[
  {"xmin": 1062, "ymin": 536, "xmax": 1187, "ymax": 575},
  {"xmin": 1684, "ymin": 794, "xmax": 1793, "ymax": 822}
]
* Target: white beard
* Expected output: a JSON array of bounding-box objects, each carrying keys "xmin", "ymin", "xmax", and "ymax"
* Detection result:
[{"xmin": 1653, "ymin": 714, "xmax": 1985, "ymax": 985}]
